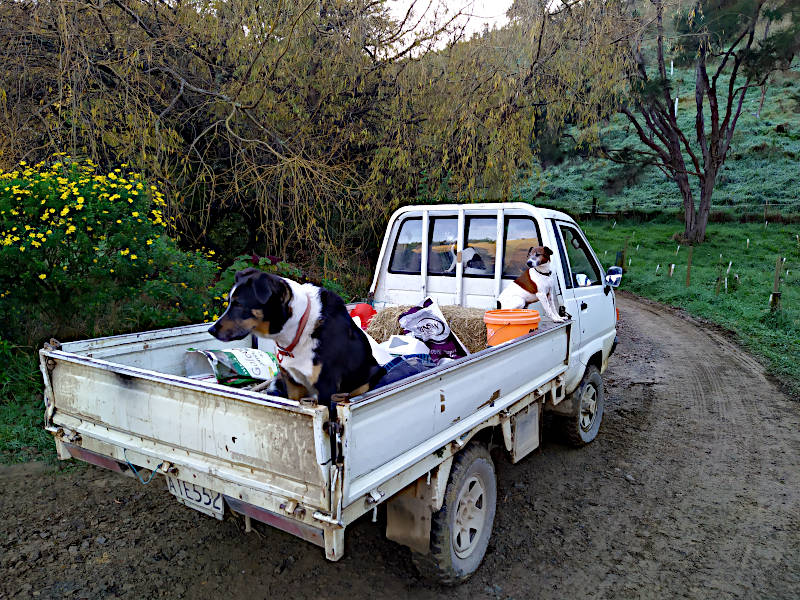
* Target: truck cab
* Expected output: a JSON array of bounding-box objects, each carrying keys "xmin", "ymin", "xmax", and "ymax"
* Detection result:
[{"xmin": 371, "ymin": 202, "xmax": 618, "ymax": 393}]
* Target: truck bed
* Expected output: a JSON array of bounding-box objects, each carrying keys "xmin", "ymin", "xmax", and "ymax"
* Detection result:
[{"xmin": 41, "ymin": 318, "xmax": 570, "ymax": 557}]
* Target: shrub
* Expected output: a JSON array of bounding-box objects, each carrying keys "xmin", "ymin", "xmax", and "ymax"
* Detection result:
[
  {"xmin": 209, "ymin": 254, "xmax": 352, "ymax": 306},
  {"xmin": 0, "ymin": 156, "xmax": 219, "ymax": 346}
]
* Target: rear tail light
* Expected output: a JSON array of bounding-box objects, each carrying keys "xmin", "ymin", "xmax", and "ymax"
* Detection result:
[{"xmin": 616, "ymin": 308, "xmax": 620, "ymax": 321}]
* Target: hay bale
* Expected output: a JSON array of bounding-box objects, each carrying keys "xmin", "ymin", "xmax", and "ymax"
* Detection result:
[
  {"xmin": 366, "ymin": 304, "xmax": 487, "ymax": 354},
  {"xmin": 365, "ymin": 305, "xmax": 409, "ymax": 343},
  {"xmin": 440, "ymin": 306, "xmax": 488, "ymax": 353}
]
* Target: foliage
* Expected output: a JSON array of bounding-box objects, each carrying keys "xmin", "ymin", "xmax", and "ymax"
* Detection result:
[
  {"xmin": 0, "ymin": 0, "xmax": 630, "ymax": 278},
  {"xmin": 209, "ymin": 253, "xmax": 352, "ymax": 306},
  {"xmin": 583, "ymin": 220, "xmax": 800, "ymax": 398},
  {"xmin": 0, "ymin": 157, "xmax": 219, "ymax": 346},
  {"xmin": 0, "ymin": 341, "xmax": 52, "ymax": 463},
  {"xmin": 0, "ymin": 157, "xmax": 223, "ymax": 463}
]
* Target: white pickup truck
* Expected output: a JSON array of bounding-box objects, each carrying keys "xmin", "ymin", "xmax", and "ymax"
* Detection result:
[{"xmin": 40, "ymin": 202, "xmax": 621, "ymax": 583}]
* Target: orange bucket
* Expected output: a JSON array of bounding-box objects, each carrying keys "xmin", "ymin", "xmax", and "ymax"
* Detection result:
[{"xmin": 483, "ymin": 309, "xmax": 541, "ymax": 346}]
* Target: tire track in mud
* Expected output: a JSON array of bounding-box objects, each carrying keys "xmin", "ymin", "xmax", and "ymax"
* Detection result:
[{"xmin": 1, "ymin": 294, "xmax": 799, "ymax": 599}]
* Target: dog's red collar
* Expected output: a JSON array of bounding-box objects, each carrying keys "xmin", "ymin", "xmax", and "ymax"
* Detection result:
[{"xmin": 276, "ymin": 295, "xmax": 311, "ymax": 364}]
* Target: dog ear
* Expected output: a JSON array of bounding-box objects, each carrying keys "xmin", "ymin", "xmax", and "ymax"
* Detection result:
[
  {"xmin": 250, "ymin": 273, "xmax": 278, "ymax": 305},
  {"xmin": 543, "ymin": 246, "xmax": 554, "ymax": 258},
  {"xmin": 527, "ymin": 246, "xmax": 534, "ymax": 255},
  {"xmin": 234, "ymin": 267, "xmax": 261, "ymax": 284}
]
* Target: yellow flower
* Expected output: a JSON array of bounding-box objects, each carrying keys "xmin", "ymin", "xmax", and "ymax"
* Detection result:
[
  {"xmin": 130, "ymin": 254, "xmax": 137, "ymax": 260},
  {"xmin": 38, "ymin": 273, "xmax": 46, "ymax": 279},
  {"xmin": 146, "ymin": 239, "xmax": 153, "ymax": 245},
  {"xmin": 132, "ymin": 211, "xmax": 139, "ymax": 217},
  {"xmin": 65, "ymin": 225, "xmax": 76, "ymax": 234}
]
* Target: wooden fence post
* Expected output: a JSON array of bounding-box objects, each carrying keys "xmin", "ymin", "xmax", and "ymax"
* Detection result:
[
  {"xmin": 622, "ymin": 238, "xmax": 629, "ymax": 272},
  {"xmin": 686, "ymin": 246, "xmax": 693, "ymax": 287},
  {"xmin": 770, "ymin": 256, "xmax": 782, "ymax": 310}
]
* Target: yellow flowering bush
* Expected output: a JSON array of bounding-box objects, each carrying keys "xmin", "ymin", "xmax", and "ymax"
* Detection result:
[{"xmin": 0, "ymin": 157, "xmax": 218, "ymax": 345}]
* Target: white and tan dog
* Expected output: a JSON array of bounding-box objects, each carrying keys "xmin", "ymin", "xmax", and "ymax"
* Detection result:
[{"xmin": 497, "ymin": 246, "xmax": 567, "ymax": 322}]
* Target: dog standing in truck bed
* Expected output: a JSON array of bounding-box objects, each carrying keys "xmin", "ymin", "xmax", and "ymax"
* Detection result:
[{"xmin": 208, "ymin": 268, "xmax": 385, "ymax": 411}]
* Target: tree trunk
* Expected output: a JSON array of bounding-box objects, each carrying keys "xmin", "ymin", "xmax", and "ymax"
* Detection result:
[
  {"xmin": 756, "ymin": 82, "xmax": 769, "ymax": 119},
  {"xmin": 692, "ymin": 169, "xmax": 717, "ymax": 243},
  {"xmin": 676, "ymin": 171, "xmax": 697, "ymax": 241}
]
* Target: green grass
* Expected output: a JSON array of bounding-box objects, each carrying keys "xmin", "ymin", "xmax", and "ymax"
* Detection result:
[
  {"xmin": 0, "ymin": 399, "xmax": 53, "ymax": 463},
  {"xmin": 583, "ymin": 220, "xmax": 800, "ymax": 398},
  {"xmin": 0, "ymin": 345, "xmax": 54, "ymax": 463}
]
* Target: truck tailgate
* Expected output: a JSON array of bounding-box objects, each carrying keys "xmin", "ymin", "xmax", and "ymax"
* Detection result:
[{"xmin": 42, "ymin": 349, "xmax": 332, "ymax": 511}]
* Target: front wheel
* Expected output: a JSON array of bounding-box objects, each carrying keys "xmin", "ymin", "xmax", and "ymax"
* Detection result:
[
  {"xmin": 557, "ymin": 365, "xmax": 604, "ymax": 447},
  {"xmin": 412, "ymin": 443, "xmax": 497, "ymax": 584}
]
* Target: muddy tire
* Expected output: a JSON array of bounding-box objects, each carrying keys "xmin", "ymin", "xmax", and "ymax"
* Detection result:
[
  {"xmin": 557, "ymin": 365, "xmax": 604, "ymax": 447},
  {"xmin": 412, "ymin": 443, "xmax": 497, "ymax": 585}
]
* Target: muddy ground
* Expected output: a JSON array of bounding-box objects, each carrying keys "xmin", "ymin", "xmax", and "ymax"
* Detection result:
[{"xmin": 2, "ymin": 294, "xmax": 799, "ymax": 599}]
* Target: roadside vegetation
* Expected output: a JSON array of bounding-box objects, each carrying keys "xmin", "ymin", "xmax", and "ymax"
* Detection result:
[{"xmin": 584, "ymin": 221, "xmax": 800, "ymax": 399}]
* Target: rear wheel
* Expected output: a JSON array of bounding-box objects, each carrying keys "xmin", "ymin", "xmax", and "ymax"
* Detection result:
[
  {"xmin": 412, "ymin": 443, "xmax": 497, "ymax": 584},
  {"xmin": 557, "ymin": 365, "xmax": 604, "ymax": 447}
]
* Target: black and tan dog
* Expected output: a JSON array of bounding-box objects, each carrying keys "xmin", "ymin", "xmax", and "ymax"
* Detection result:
[{"xmin": 208, "ymin": 268, "xmax": 384, "ymax": 411}]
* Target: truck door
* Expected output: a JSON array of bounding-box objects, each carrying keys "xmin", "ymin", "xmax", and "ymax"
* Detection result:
[{"xmin": 551, "ymin": 221, "xmax": 614, "ymax": 364}]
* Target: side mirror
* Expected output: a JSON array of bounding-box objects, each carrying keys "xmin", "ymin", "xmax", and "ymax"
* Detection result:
[{"xmin": 605, "ymin": 266, "xmax": 623, "ymax": 288}]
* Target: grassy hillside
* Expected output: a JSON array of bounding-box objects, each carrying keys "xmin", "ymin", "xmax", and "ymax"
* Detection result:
[{"xmin": 517, "ymin": 66, "xmax": 800, "ymax": 217}]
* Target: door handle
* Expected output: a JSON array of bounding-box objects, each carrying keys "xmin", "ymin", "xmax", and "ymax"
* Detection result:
[{"xmin": 580, "ymin": 302, "xmax": 588, "ymax": 310}]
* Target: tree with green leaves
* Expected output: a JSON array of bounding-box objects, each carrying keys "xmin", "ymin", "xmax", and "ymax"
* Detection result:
[
  {"xmin": 0, "ymin": 0, "xmax": 628, "ymax": 277},
  {"xmin": 615, "ymin": 0, "xmax": 799, "ymax": 243}
]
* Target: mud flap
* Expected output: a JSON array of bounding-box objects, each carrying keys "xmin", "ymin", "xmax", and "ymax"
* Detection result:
[{"xmin": 385, "ymin": 457, "xmax": 453, "ymax": 554}]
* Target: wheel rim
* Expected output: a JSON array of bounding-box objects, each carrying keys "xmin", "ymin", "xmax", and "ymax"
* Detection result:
[
  {"xmin": 452, "ymin": 474, "xmax": 488, "ymax": 559},
  {"xmin": 579, "ymin": 384, "xmax": 598, "ymax": 432}
]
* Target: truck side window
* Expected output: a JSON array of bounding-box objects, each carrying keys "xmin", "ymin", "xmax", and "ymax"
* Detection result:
[
  {"xmin": 558, "ymin": 224, "xmax": 602, "ymax": 287},
  {"xmin": 428, "ymin": 217, "xmax": 459, "ymax": 275},
  {"xmin": 503, "ymin": 217, "xmax": 541, "ymax": 278},
  {"xmin": 464, "ymin": 217, "xmax": 496, "ymax": 277},
  {"xmin": 389, "ymin": 217, "xmax": 422, "ymax": 274}
]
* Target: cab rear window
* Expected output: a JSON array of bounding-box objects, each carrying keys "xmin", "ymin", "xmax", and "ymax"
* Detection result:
[
  {"xmin": 503, "ymin": 217, "xmax": 541, "ymax": 278},
  {"xmin": 388, "ymin": 217, "xmax": 422, "ymax": 274},
  {"xmin": 388, "ymin": 214, "xmax": 541, "ymax": 278}
]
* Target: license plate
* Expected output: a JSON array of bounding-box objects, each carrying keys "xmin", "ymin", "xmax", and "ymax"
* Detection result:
[{"xmin": 166, "ymin": 476, "xmax": 224, "ymax": 520}]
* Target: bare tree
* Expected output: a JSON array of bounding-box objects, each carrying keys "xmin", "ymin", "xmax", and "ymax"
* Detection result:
[{"xmin": 615, "ymin": 0, "xmax": 798, "ymax": 243}]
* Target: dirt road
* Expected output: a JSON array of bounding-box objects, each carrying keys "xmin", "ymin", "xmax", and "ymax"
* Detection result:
[{"xmin": 2, "ymin": 294, "xmax": 799, "ymax": 599}]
